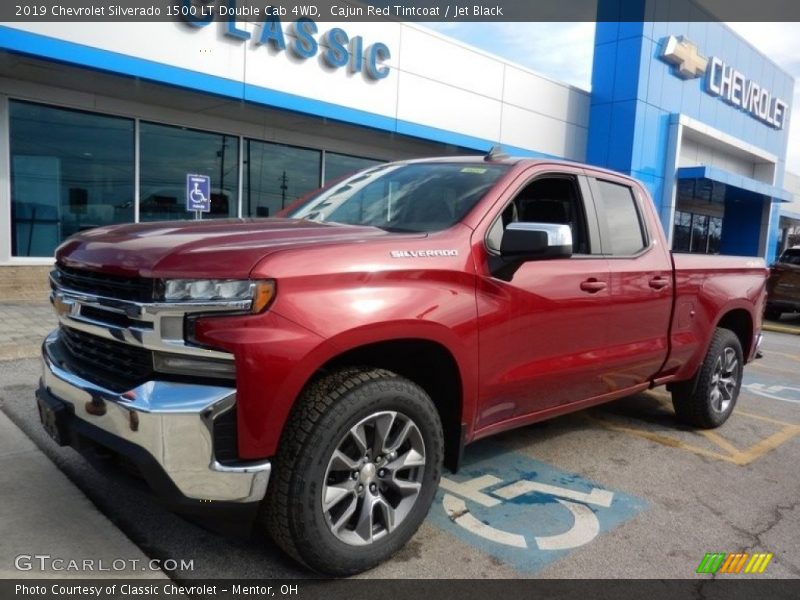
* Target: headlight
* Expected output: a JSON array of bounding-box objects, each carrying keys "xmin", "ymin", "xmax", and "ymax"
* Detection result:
[{"xmin": 161, "ymin": 279, "xmax": 276, "ymax": 313}]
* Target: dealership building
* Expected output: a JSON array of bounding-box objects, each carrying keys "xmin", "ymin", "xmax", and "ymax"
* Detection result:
[{"xmin": 0, "ymin": 10, "xmax": 796, "ymax": 270}]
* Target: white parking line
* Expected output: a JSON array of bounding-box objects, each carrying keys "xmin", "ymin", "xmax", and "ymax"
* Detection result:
[
  {"xmin": 440, "ymin": 474, "xmax": 503, "ymax": 507},
  {"xmin": 534, "ymin": 500, "xmax": 600, "ymax": 550},
  {"xmin": 744, "ymin": 383, "xmax": 800, "ymax": 404},
  {"xmin": 442, "ymin": 494, "xmax": 528, "ymax": 548},
  {"xmin": 493, "ymin": 480, "xmax": 614, "ymax": 507}
]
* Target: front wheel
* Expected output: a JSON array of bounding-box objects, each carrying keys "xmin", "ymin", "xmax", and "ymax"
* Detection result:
[
  {"xmin": 263, "ymin": 368, "xmax": 444, "ymax": 576},
  {"xmin": 672, "ymin": 328, "xmax": 743, "ymax": 429}
]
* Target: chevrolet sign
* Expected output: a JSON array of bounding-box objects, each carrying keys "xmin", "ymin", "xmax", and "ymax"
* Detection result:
[{"xmin": 661, "ymin": 35, "xmax": 788, "ymax": 130}]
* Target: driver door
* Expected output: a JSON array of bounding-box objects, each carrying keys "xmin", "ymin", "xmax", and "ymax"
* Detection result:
[{"xmin": 474, "ymin": 167, "xmax": 611, "ymax": 431}]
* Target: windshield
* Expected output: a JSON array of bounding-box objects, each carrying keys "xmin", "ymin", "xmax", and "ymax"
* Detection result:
[
  {"xmin": 287, "ymin": 162, "xmax": 509, "ymax": 232},
  {"xmin": 779, "ymin": 249, "xmax": 800, "ymax": 265}
]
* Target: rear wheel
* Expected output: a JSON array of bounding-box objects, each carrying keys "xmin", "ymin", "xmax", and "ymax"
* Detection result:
[
  {"xmin": 672, "ymin": 328, "xmax": 743, "ymax": 429},
  {"xmin": 263, "ymin": 368, "xmax": 443, "ymax": 575}
]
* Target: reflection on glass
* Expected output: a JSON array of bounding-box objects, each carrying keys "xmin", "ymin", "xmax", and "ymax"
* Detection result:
[
  {"xmin": 139, "ymin": 123, "xmax": 238, "ymax": 221},
  {"xmin": 673, "ymin": 211, "xmax": 724, "ymax": 255},
  {"xmin": 289, "ymin": 163, "xmax": 509, "ymax": 233},
  {"xmin": 324, "ymin": 152, "xmax": 383, "ymax": 184},
  {"xmin": 9, "ymin": 101, "xmax": 134, "ymax": 257},
  {"xmin": 244, "ymin": 141, "xmax": 321, "ymax": 217},
  {"xmin": 596, "ymin": 180, "xmax": 646, "ymax": 255},
  {"xmin": 690, "ymin": 213, "xmax": 709, "ymax": 254},
  {"xmin": 672, "ymin": 211, "xmax": 692, "ymax": 253},
  {"xmin": 708, "ymin": 216, "xmax": 722, "ymax": 254}
]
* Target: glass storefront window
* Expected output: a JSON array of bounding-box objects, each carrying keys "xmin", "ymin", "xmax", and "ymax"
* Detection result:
[
  {"xmin": 9, "ymin": 101, "xmax": 134, "ymax": 257},
  {"xmin": 139, "ymin": 122, "xmax": 238, "ymax": 221},
  {"xmin": 7, "ymin": 101, "xmax": 390, "ymax": 256},
  {"xmin": 708, "ymin": 216, "xmax": 722, "ymax": 254},
  {"xmin": 324, "ymin": 152, "xmax": 383, "ymax": 184},
  {"xmin": 673, "ymin": 210, "xmax": 723, "ymax": 254},
  {"xmin": 243, "ymin": 141, "xmax": 321, "ymax": 217},
  {"xmin": 672, "ymin": 211, "xmax": 692, "ymax": 252},
  {"xmin": 690, "ymin": 214, "xmax": 709, "ymax": 254}
]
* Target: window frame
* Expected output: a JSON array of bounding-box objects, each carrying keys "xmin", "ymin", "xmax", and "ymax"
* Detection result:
[{"xmin": 484, "ymin": 170, "xmax": 603, "ymax": 258}]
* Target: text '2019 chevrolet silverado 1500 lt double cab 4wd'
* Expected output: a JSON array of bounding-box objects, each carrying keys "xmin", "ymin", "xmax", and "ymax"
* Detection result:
[{"xmin": 37, "ymin": 155, "xmax": 767, "ymax": 575}]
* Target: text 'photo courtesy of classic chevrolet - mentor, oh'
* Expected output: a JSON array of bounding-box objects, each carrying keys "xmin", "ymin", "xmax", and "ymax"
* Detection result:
[{"xmin": 37, "ymin": 151, "xmax": 767, "ymax": 575}]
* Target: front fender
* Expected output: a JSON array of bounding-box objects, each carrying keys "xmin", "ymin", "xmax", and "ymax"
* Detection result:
[{"xmin": 194, "ymin": 310, "xmax": 478, "ymax": 460}]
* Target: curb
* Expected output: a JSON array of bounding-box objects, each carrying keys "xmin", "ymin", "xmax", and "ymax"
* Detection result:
[{"xmin": 763, "ymin": 323, "xmax": 800, "ymax": 336}]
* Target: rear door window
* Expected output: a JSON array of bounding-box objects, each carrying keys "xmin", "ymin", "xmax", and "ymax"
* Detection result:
[{"xmin": 592, "ymin": 179, "xmax": 648, "ymax": 256}]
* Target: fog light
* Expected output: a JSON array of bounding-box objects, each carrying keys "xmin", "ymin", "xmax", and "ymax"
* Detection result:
[{"xmin": 153, "ymin": 353, "xmax": 235, "ymax": 378}]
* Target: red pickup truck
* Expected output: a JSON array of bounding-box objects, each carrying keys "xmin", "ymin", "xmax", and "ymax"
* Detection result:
[{"xmin": 37, "ymin": 155, "xmax": 766, "ymax": 575}]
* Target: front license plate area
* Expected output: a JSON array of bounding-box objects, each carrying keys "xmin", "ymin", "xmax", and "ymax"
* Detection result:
[{"xmin": 36, "ymin": 392, "xmax": 70, "ymax": 446}]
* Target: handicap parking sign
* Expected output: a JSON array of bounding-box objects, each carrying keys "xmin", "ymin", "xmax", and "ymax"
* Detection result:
[
  {"xmin": 428, "ymin": 441, "xmax": 648, "ymax": 574},
  {"xmin": 186, "ymin": 174, "xmax": 211, "ymax": 212}
]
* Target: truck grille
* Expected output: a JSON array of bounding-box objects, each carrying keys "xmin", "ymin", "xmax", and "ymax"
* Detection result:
[
  {"xmin": 55, "ymin": 265, "xmax": 156, "ymax": 303},
  {"xmin": 59, "ymin": 326, "xmax": 154, "ymax": 392}
]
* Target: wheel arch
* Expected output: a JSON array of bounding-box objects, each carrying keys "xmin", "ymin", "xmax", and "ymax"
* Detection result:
[
  {"xmin": 312, "ymin": 338, "xmax": 466, "ymax": 472},
  {"xmin": 715, "ymin": 307, "xmax": 754, "ymax": 361},
  {"xmin": 668, "ymin": 306, "xmax": 753, "ymax": 395}
]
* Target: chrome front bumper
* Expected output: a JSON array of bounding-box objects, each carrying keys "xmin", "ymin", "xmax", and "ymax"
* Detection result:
[{"xmin": 40, "ymin": 330, "xmax": 271, "ymax": 504}]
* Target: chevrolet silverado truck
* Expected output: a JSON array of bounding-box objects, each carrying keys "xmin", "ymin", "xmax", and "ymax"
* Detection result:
[{"xmin": 37, "ymin": 155, "xmax": 767, "ymax": 575}]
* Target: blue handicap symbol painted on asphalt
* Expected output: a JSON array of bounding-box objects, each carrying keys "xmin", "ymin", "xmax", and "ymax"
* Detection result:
[{"xmin": 426, "ymin": 441, "xmax": 647, "ymax": 574}]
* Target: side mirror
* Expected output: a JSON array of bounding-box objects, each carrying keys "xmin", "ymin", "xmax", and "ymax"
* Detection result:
[{"xmin": 500, "ymin": 222, "xmax": 573, "ymax": 261}]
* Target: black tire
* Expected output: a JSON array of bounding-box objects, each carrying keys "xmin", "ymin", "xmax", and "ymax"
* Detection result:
[
  {"xmin": 764, "ymin": 306, "xmax": 782, "ymax": 321},
  {"xmin": 672, "ymin": 328, "xmax": 743, "ymax": 429},
  {"xmin": 262, "ymin": 367, "xmax": 444, "ymax": 576}
]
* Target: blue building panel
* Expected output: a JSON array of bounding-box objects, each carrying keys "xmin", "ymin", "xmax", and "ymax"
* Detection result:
[
  {"xmin": 590, "ymin": 0, "xmax": 793, "ymax": 262},
  {"xmin": 595, "ymin": 21, "xmax": 620, "ymax": 46},
  {"xmin": 607, "ymin": 100, "xmax": 637, "ymax": 172},
  {"xmin": 645, "ymin": 48, "xmax": 665, "ymax": 106},
  {"xmin": 617, "ymin": 20, "xmax": 645, "ymax": 42},
  {"xmin": 639, "ymin": 104, "xmax": 668, "ymax": 177},
  {"xmin": 720, "ymin": 193, "xmax": 767, "ymax": 257},
  {"xmin": 590, "ymin": 41, "xmax": 618, "ymax": 106},
  {"xmin": 587, "ymin": 103, "xmax": 613, "ymax": 167},
  {"xmin": 636, "ymin": 36, "xmax": 655, "ymax": 101}
]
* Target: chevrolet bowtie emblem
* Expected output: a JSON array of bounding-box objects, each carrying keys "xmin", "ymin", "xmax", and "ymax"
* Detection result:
[{"xmin": 661, "ymin": 35, "xmax": 708, "ymax": 79}]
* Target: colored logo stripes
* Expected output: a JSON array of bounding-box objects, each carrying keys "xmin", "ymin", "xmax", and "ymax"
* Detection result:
[{"xmin": 696, "ymin": 552, "xmax": 773, "ymax": 574}]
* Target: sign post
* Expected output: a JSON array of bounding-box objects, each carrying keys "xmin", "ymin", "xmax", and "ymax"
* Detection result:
[{"xmin": 186, "ymin": 174, "xmax": 211, "ymax": 220}]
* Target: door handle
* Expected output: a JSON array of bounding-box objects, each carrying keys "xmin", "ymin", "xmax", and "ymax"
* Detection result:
[
  {"xmin": 649, "ymin": 276, "xmax": 670, "ymax": 290},
  {"xmin": 580, "ymin": 279, "xmax": 607, "ymax": 293}
]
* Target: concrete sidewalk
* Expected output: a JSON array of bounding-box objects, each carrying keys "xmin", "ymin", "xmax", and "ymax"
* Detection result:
[
  {"xmin": 763, "ymin": 319, "xmax": 800, "ymax": 336},
  {"xmin": 0, "ymin": 296, "xmax": 166, "ymax": 579},
  {"xmin": 0, "ymin": 301, "xmax": 56, "ymax": 361},
  {"xmin": 0, "ymin": 410, "xmax": 166, "ymax": 579}
]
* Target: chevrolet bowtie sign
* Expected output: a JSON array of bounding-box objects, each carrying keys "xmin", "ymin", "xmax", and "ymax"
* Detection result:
[{"xmin": 660, "ymin": 35, "xmax": 788, "ymax": 130}]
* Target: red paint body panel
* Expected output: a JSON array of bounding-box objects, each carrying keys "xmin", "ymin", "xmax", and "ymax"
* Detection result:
[{"xmin": 54, "ymin": 158, "xmax": 768, "ymax": 460}]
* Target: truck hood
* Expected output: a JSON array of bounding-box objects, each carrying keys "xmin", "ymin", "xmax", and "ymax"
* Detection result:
[{"xmin": 56, "ymin": 218, "xmax": 403, "ymax": 278}]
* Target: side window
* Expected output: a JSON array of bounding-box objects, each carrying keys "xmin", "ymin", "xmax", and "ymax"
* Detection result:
[
  {"xmin": 594, "ymin": 180, "xmax": 647, "ymax": 255},
  {"xmin": 487, "ymin": 175, "xmax": 591, "ymax": 254}
]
